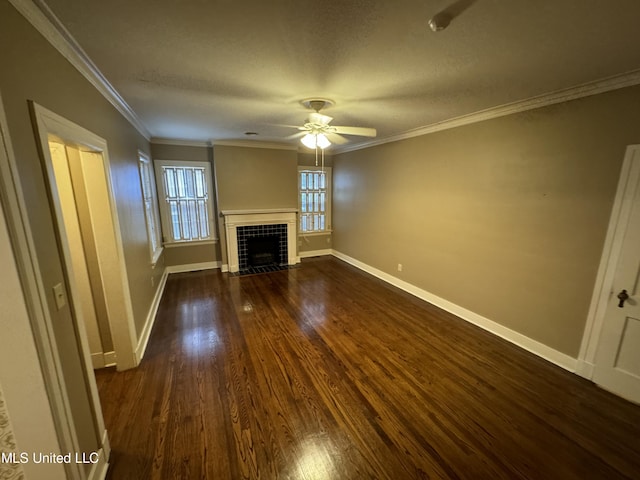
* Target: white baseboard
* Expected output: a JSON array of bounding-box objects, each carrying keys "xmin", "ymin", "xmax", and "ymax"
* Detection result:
[
  {"xmin": 103, "ymin": 351, "xmax": 116, "ymax": 367},
  {"xmin": 576, "ymin": 360, "xmax": 595, "ymax": 379},
  {"xmin": 166, "ymin": 261, "xmax": 220, "ymax": 274},
  {"xmin": 135, "ymin": 269, "xmax": 169, "ymax": 363},
  {"xmin": 91, "ymin": 352, "xmax": 105, "ymax": 369},
  {"xmin": 91, "ymin": 350, "xmax": 116, "ymax": 369},
  {"xmin": 300, "ymin": 249, "xmax": 332, "ymax": 258},
  {"xmin": 87, "ymin": 429, "xmax": 110, "ymax": 480},
  {"xmin": 221, "ymin": 263, "xmax": 229, "ymax": 272},
  {"xmin": 331, "ymin": 250, "xmax": 579, "ymax": 373}
]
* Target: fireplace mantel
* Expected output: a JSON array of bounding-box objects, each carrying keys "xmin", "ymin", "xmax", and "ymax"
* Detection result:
[
  {"xmin": 222, "ymin": 209, "xmax": 298, "ymax": 272},
  {"xmin": 221, "ymin": 208, "xmax": 297, "ymax": 217}
]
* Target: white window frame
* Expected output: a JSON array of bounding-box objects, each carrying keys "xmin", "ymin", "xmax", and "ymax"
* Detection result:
[
  {"xmin": 298, "ymin": 166, "xmax": 332, "ymax": 235},
  {"xmin": 138, "ymin": 151, "xmax": 163, "ymax": 265},
  {"xmin": 154, "ymin": 159, "xmax": 217, "ymax": 246}
]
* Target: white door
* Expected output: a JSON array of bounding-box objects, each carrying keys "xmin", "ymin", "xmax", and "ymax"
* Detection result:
[{"xmin": 592, "ymin": 147, "xmax": 640, "ymax": 404}]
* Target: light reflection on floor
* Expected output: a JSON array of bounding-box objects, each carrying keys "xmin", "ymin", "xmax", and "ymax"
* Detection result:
[
  {"xmin": 294, "ymin": 436, "xmax": 337, "ymax": 480},
  {"xmin": 178, "ymin": 297, "xmax": 220, "ymax": 357}
]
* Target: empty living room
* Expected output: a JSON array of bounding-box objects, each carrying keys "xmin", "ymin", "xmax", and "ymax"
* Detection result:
[{"xmin": 1, "ymin": 1, "xmax": 640, "ymax": 479}]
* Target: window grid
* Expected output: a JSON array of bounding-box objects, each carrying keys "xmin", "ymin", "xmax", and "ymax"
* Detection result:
[
  {"xmin": 299, "ymin": 169, "xmax": 329, "ymax": 233},
  {"xmin": 161, "ymin": 164, "xmax": 211, "ymax": 242}
]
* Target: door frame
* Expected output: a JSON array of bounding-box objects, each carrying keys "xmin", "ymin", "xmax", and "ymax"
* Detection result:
[
  {"xmin": 578, "ymin": 144, "xmax": 640, "ymax": 378},
  {"xmin": 0, "ymin": 95, "xmax": 100, "ymax": 478},
  {"xmin": 31, "ymin": 102, "xmax": 138, "ymax": 371}
]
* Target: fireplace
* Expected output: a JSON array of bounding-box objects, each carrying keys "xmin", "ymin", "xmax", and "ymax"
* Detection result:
[
  {"xmin": 237, "ymin": 224, "xmax": 288, "ymax": 270},
  {"xmin": 222, "ymin": 209, "xmax": 297, "ymax": 273}
]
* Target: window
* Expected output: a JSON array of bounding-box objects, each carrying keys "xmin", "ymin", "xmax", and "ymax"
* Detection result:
[
  {"xmin": 299, "ymin": 167, "xmax": 331, "ymax": 233},
  {"xmin": 154, "ymin": 160, "xmax": 216, "ymax": 245},
  {"xmin": 138, "ymin": 152, "xmax": 163, "ymax": 264}
]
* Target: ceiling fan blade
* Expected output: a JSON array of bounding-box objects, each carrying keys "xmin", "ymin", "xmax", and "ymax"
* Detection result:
[
  {"xmin": 332, "ymin": 126, "xmax": 377, "ymax": 137},
  {"xmin": 326, "ymin": 133, "xmax": 349, "ymax": 145},
  {"xmin": 308, "ymin": 112, "xmax": 333, "ymax": 125},
  {"xmin": 285, "ymin": 132, "xmax": 306, "ymax": 140}
]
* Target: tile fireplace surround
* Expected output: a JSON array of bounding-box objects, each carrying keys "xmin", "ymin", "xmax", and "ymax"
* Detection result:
[{"xmin": 222, "ymin": 209, "xmax": 298, "ymax": 273}]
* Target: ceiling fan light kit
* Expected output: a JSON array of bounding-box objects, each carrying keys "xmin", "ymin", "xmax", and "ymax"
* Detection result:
[
  {"xmin": 293, "ymin": 98, "xmax": 377, "ymax": 153},
  {"xmin": 301, "ymin": 132, "xmax": 330, "ymax": 150}
]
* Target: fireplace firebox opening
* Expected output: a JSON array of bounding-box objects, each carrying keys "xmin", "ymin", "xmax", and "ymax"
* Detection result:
[
  {"xmin": 236, "ymin": 223, "xmax": 289, "ymax": 272},
  {"xmin": 247, "ymin": 235, "xmax": 280, "ymax": 267}
]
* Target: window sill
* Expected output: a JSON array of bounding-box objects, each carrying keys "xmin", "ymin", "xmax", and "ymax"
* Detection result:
[
  {"xmin": 150, "ymin": 247, "xmax": 164, "ymax": 268},
  {"xmin": 163, "ymin": 239, "xmax": 219, "ymax": 248},
  {"xmin": 298, "ymin": 230, "xmax": 332, "ymax": 237}
]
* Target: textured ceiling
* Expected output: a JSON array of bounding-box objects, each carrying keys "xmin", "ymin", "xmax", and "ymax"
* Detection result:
[{"xmin": 40, "ymin": 0, "xmax": 640, "ymax": 149}]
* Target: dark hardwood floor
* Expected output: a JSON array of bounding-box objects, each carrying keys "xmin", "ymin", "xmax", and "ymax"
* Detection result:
[{"xmin": 95, "ymin": 256, "xmax": 640, "ymax": 479}]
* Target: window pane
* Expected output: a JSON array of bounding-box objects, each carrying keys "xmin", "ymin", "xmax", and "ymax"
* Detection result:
[
  {"xmin": 170, "ymin": 201, "xmax": 180, "ymax": 241},
  {"xmin": 165, "ymin": 169, "xmax": 175, "ymax": 197},
  {"xmin": 195, "ymin": 170, "xmax": 204, "ymax": 197},
  {"xmin": 198, "ymin": 201, "xmax": 208, "ymax": 237}
]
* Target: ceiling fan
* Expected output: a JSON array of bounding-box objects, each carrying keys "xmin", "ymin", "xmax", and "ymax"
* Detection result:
[{"xmin": 290, "ymin": 99, "xmax": 377, "ymax": 150}]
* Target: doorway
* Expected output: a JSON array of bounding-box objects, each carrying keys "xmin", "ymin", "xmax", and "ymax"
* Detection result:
[
  {"xmin": 581, "ymin": 145, "xmax": 640, "ymax": 404},
  {"xmin": 32, "ymin": 102, "xmax": 138, "ymax": 371},
  {"xmin": 49, "ymin": 141, "xmax": 116, "ymax": 368}
]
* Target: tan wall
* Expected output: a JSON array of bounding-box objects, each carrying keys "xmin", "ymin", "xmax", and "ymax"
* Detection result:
[
  {"xmin": 333, "ymin": 85, "xmax": 640, "ymax": 358},
  {"xmin": 151, "ymin": 143, "xmax": 210, "ymax": 162},
  {"xmin": 214, "ymin": 145, "xmax": 298, "ymax": 211},
  {"xmin": 298, "ymin": 151, "xmax": 333, "ymax": 168},
  {"xmin": 214, "ymin": 145, "xmax": 298, "ymax": 263},
  {"xmin": 299, "ymin": 233, "xmax": 332, "ymax": 253},
  {"xmin": 151, "ymin": 142, "xmax": 220, "ymax": 266},
  {"xmin": 0, "ymin": 2, "xmax": 158, "ymax": 459},
  {"xmin": 163, "ymin": 243, "xmax": 218, "ymax": 266}
]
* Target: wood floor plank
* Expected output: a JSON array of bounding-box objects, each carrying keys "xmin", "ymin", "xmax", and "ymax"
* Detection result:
[{"xmin": 96, "ymin": 257, "xmax": 640, "ymax": 479}]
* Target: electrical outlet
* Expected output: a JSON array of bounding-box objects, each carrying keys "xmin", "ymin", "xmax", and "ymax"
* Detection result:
[
  {"xmin": 52, "ymin": 283, "xmax": 66, "ymax": 310},
  {"xmin": 397, "ymin": 263, "xmax": 403, "ymax": 272}
]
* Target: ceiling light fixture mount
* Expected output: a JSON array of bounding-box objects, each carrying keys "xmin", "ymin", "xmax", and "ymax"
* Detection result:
[
  {"xmin": 428, "ymin": 12, "xmax": 452, "ymax": 32},
  {"xmin": 300, "ymin": 98, "xmax": 334, "ymax": 112}
]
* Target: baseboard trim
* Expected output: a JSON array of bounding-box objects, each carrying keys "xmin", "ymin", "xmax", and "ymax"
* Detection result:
[
  {"xmin": 90, "ymin": 351, "xmax": 116, "ymax": 369},
  {"xmin": 331, "ymin": 250, "xmax": 578, "ymax": 373},
  {"xmin": 166, "ymin": 261, "xmax": 220, "ymax": 274},
  {"xmin": 90, "ymin": 352, "xmax": 104, "ymax": 369},
  {"xmin": 135, "ymin": 269, "xmax": 169, "ymax": 363},
  {"xmin": 103, "ymin": 351, "xmax": 116, "ymax": 367},
  {"xmin": 300, "ymin": 249, "xmax": 332, "ymax": 258},
  {"xmin": 87, "ymin": 429, "xmax": 110, "ymax": 480},
  {"xmin": 576, "ymin": 360, "xmax": 595, "ymax": 379}
]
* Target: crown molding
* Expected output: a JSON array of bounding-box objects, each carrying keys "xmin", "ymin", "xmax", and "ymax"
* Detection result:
[
  {"xmin": 10, "ymin": 0, "xmax": 151, "ymax": 141},
  {"xmin": 213, "ymin": 140, "xmax": 298, "ymax": 151},
  {"xmin": 150, "ymin": 138, "xmax": 211, "ymax": 148},
  {"xmin": 335, "ymin": 69, "xmax": 640, "ymax": 155}
]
